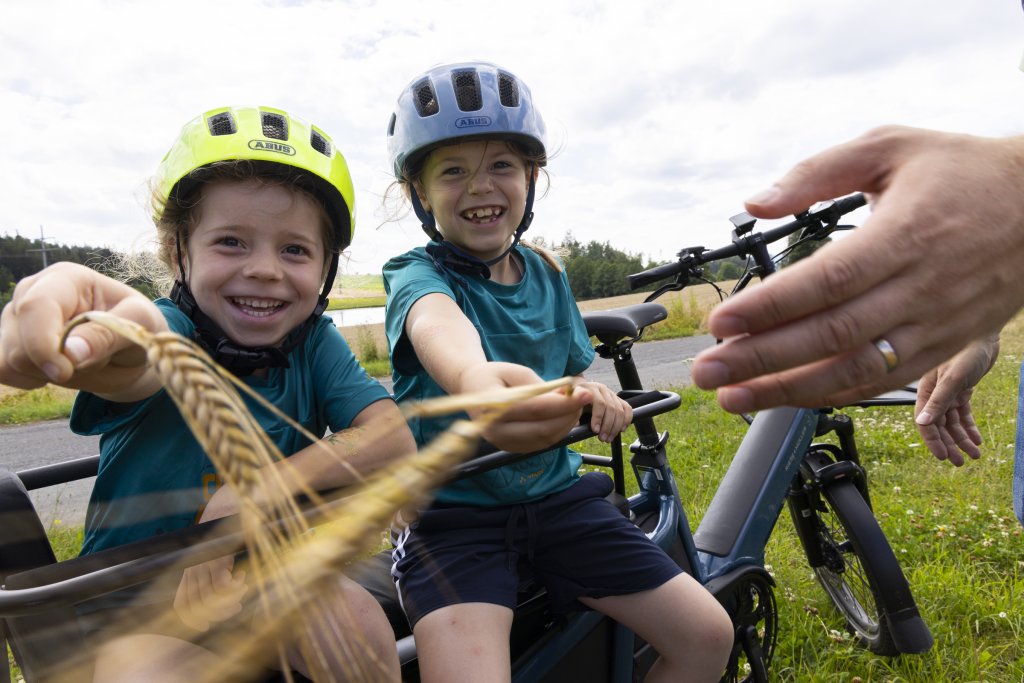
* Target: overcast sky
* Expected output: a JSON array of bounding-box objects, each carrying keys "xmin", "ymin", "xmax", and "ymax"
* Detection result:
[{"xmin": 3, "ymin": 1, "xmax": 1022, "ymax": 276}]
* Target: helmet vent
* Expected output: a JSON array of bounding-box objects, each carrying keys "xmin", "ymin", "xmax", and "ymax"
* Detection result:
[
  {"xmin": 261, "ymin": 112, "xmax": 289, "ymax": 140},
  {"xmin": 452, "ymin": 69, "xmax": 482, "ymax": 111},
  {"xmin": 207, "ymin": 112, "xmax": 237, "ymax": 136},
  {"xmin": 413, "ymin": 79, "xmax": 439, "ymax": 117},
  {"xmin": 498, "ymin": 72, "xmax": 520, "ymax": 107},
  {"xmin": 310, "ymin": 130, "xmax": 331, "ymax": 157}
]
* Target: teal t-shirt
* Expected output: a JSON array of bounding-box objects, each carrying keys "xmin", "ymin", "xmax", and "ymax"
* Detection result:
[
  {"xmin": 71, "ymin": 298, "xmax": 391, "ymax": 556},
  {"xmin": 383, "ymin": 246, "xmax": 595, "ymax": 506}
]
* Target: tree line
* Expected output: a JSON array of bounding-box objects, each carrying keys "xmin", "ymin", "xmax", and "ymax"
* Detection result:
[
  {"xmin": 536, "ymin": 234, "xmax": 749, "ymax": 300},
  {"xmin": 0, "ymin": 234, "xmax": 160, "ymax": 306},
  {"xmin": 0, "ymin": 232, "xmax": 765, "ymax": 308}
]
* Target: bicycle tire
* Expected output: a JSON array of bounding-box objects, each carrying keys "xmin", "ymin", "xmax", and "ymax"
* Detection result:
[{"xmin": 789, "ymin": 478, "xmax": 902, "ymax": 656}]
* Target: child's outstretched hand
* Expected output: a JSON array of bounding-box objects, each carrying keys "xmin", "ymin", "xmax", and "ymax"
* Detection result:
[
  {"xmin": 461, "ymin": 362, "xmax": 590, "ymax": 453},
  {"xmin": 577, "ymin": 380, "xmax": 632, "ymax": 443},
  {"xmin": 0, "ymin": 262, "xmax": 166, "ymax": 398}
]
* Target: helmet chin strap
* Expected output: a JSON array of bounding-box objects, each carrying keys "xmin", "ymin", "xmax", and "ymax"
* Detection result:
[
  {"xmin": 170, "ymin": 232, "xmax": 336, "ymax": 376},
  {"xmin": 414, "ymin": 169, "xmax": 536, "ymax": 280}
]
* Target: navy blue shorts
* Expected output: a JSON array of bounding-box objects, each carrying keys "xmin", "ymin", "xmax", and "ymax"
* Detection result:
[{"xmin": 392, "ymin": 472, "xmax": 683, "ymax": 627}]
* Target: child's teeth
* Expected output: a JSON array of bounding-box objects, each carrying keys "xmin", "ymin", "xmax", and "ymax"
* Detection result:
[
  {"xmin": 233, "ymin": 297, "xmax": 283, "ymax": 316},
  {"xmin": 465, "ymin": 207, "xmax": 501, "ymax": 219}
]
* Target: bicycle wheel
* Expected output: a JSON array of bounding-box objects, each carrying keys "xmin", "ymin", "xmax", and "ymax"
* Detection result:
[{"xmin": 788, "ymin": 477, "xmax": 903, "ymax": 655}]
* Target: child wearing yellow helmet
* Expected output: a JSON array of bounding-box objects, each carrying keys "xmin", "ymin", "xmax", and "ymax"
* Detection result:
[
  {"xmin": 383, "ymin": 63, "xmax": 733, "ymax": 682},
  {"xmin": 0, "ymin": 106, "xmax": 411, "ymax": 681}
]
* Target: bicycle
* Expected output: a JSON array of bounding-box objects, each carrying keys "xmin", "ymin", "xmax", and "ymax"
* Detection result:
[
  {"xmin": 0, "ymin": 194, "xmax": 931, "ymax": 683},
  {"xmin": 615, "ymin": 192, "xmax": 933, "ymax": 678}
]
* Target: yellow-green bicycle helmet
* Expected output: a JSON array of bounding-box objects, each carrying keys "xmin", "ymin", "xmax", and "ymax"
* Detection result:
[
  {"xmin": 155, "ymin": 105, "xmax": 356, "ymax": 250},
  {"xmin": 157, "ymin": 106, "xmax": 357, "ymax": 374}
]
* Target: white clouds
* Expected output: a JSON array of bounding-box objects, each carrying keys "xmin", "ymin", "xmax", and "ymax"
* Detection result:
[{"xmin": 2, "ymin": 0, "xmax": 1022, "ymax": 273}]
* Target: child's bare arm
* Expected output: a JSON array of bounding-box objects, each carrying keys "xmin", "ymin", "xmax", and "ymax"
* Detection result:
[
  {"xmin": 406, "ymin": 293, "xmax": 588, "ymax": 453},
  {"xmin": 283, "ymin": 398, "xmax": 417, "ymax": 491},
  {"xmin": 0, "ymin": 262, "xmax": 166, "ymax": 401}
]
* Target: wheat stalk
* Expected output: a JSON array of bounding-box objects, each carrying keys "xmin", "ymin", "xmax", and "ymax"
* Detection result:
[{"xmin": 49, "ymin": 312, "xmax": 575, "ymax": 682}]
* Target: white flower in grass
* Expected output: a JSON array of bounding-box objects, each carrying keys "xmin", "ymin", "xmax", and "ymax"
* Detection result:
[{"xmin": 1000, "ymin": 612, "xmax": 1008, "ymax": 619}]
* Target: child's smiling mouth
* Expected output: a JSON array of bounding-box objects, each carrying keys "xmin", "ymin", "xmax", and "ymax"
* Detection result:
[
  {"xmin": 461, "ymin": 206, "xmax": 504, "ymax": 223},
  {"xmin": 230, "ymin": 296, "xmax": 287, "ymax": 319}
]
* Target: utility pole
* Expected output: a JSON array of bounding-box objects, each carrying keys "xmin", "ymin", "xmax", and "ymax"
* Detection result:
[{"xmin": 26, "ymin": 226, "xmax": 54, "ymax": 269}]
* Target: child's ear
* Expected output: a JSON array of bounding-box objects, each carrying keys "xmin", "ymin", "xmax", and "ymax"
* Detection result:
[{"xmin": 413, "ymin": 183, "xmax": 431, "ymax": 212}]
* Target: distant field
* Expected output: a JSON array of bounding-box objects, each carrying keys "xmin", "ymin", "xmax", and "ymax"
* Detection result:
[{"xmin": 334, "ymin": 273, "xmax": 384, "ymax": 298}]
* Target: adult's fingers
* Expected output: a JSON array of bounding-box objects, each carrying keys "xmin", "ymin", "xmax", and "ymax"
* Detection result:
[
  {"xmin": 914, "ymin": 370, "xmax": 963, "ymax": 427},
  {"xmin": 917, "ymin": 420, "xmax": 953, "ymax": 463},
  {"xmin": 695, "ymin": 250, "xmax": 921, "ymax": 390},
  {"xmin": 711, "ymin": 339, "xmax": 952, "ymax": 413},
  {"xmin": 743, "ymin": 126, "xmax": 914, "ymax": 219},
  {"xmin": 958, "ymin": 406, "xmax": 983, "ymax": 448}
]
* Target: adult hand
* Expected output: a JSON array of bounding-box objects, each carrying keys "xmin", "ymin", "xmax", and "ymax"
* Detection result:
[
  {"xmin": 0, "ymin": 262, "xmax": 166, "ymax": 399},
  {"xmin": 460, "ymin": 362, "xmax": 589, "ymax": 453},
  {"xmin": 691, "ymin": 126, "xmax": 1024, "ymax": 412},
  {"xmin": 914, "ymin": 335, "xmax": 999, "ymax": 466}
]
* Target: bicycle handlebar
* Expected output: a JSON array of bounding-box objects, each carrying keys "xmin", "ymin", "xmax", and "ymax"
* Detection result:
[{"xmin": 627, "ymin": 193, "xmax": 867, "ymax": 290}]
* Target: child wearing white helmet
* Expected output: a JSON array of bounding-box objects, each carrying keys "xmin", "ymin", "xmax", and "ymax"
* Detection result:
[
  {"xmin": 383, "ymin": 63, "xmax": 733, "ymax": 682},
  {"xmin": 0, "ymin": 106, "xmax": 411, "ymax": 682}
]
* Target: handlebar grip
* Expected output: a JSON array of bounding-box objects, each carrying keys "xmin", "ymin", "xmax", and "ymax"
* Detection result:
[
  {"xmin": 832, "ymin": 192, "xmax": 867, "ymax": 215},
  {"xmin": 628, "ymin": 261, "xmax": 683, "ymax": 290}
]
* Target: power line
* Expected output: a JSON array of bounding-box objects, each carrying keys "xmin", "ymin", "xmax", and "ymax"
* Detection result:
[{"xmin": 26, "ymin": 226, "xmax": 55, "ymax": 268}]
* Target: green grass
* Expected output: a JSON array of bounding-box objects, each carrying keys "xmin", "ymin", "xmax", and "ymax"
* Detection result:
[
  {"xmin": 326, "ymin": 295, "xmax": 386, "ymax": 311},
  {"xmin": 0, "ymin": 385, "xmax": 76, "ymax": 425},
  {"xmin": 642, "ymin": 290, "xmax": 709, "ymax": 341},
  {"xmin": 335, "ymin": 273, "xmax": 384, "ymax": 294},
  {"xmin": 571, "ymin": 315, "xmax": 1024, "ymax": 681}
]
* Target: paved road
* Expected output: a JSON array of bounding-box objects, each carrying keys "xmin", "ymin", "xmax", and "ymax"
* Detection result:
[{"xmin": 0, "ymin": 335, "xmax": 715, "ymax": 527}]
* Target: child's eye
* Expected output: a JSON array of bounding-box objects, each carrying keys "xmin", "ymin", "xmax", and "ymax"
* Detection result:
[
  {"xmin": 283, "ymin": 244, "xmax": 309, "ymax": 256},
  {"xmin": 440, "ymin": 166, "xmax": 464, "ymax": 176},
  {"xmin": 219, "ymin": 237, "xmax": 241, "ymax": 248}
]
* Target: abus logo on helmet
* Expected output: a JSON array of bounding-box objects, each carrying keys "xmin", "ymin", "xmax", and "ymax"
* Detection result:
[
  {"xmin": 455, "ymin": 116, "xmax": 491, "ymax": 129},
  {"xmin": 248, "ymin": 140, "xmax": 296, "ymax": 156}
]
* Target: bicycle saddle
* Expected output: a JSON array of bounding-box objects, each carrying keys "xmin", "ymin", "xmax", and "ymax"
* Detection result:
[{"xmin": 582, "ymin": 303, "xmax": 668, "ymax": 345}]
